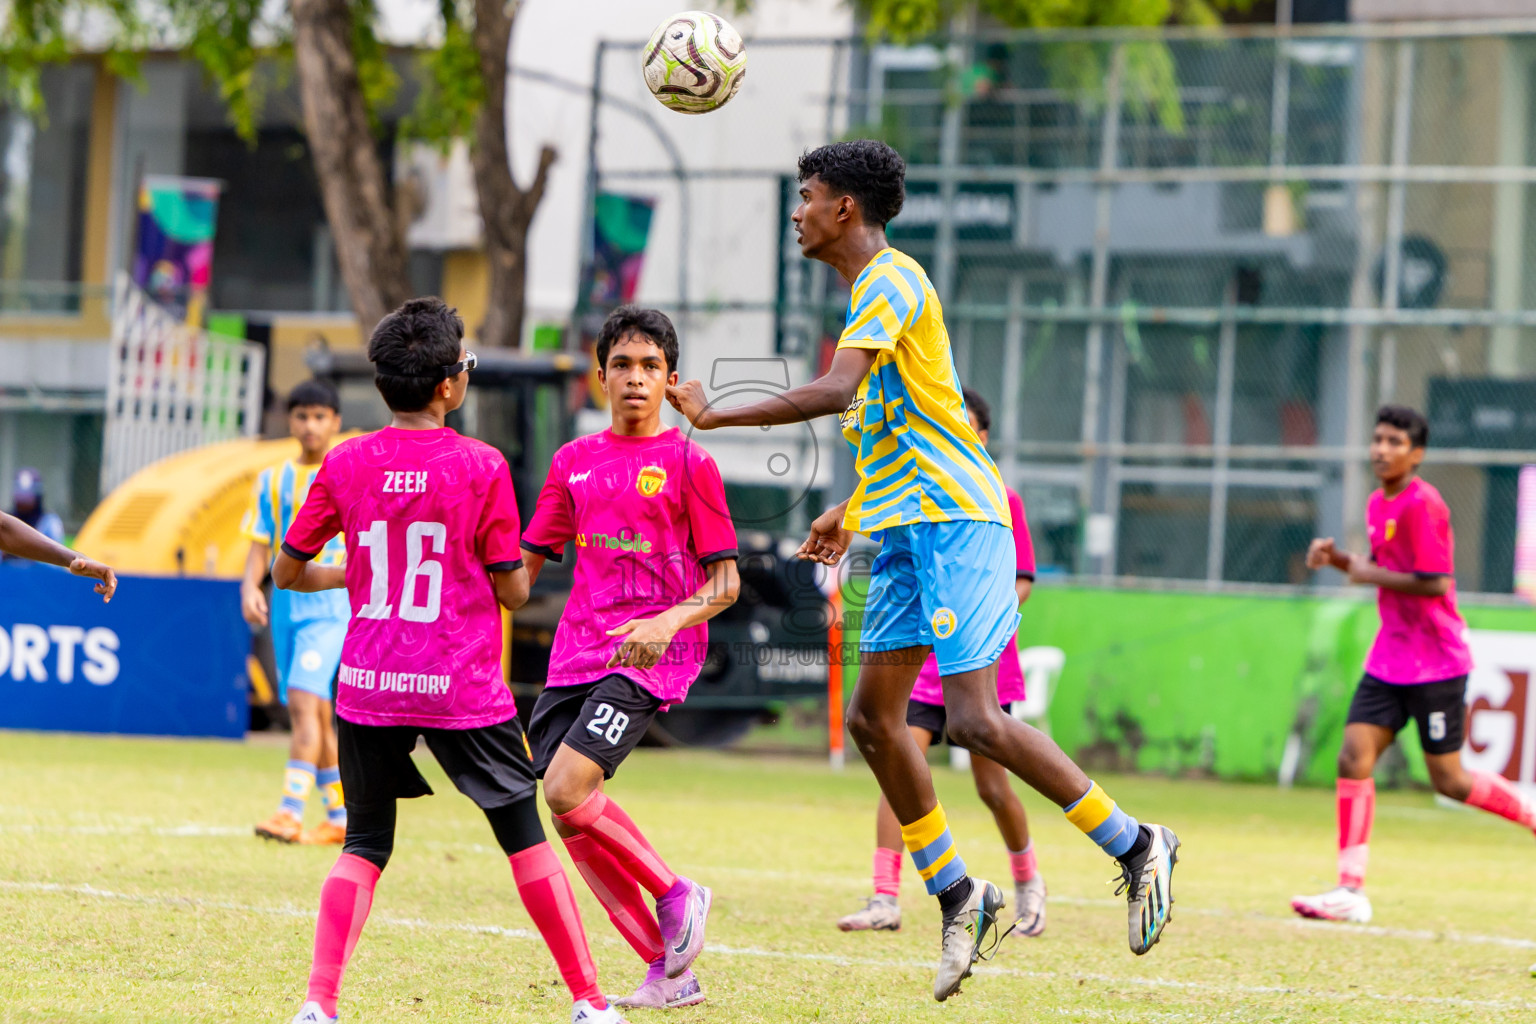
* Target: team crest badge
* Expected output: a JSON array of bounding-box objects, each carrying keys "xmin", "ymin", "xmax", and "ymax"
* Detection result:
[
  {"xmin": 637, "ymin": 465, "xmax": 667, "ymax": 497},
  {"xmin": 1385, "ymin": 519, "xmax": 1396, "ymax": 542},
  {"xmin": 931, "ymin": 607, "xmax": 957, "ymax": 640}
]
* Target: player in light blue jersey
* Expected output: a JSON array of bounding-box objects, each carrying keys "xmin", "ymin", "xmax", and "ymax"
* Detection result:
[
  {"xmin": 243, "ymin": 380, "xmax": 350, "ymax": 846},
  {"xmin": 669, "ymin": 140, "xmax": 1180, "ymax": 1001}
]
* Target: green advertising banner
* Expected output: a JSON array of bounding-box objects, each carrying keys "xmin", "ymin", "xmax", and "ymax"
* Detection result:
[{"xmin": 842, "ymin": 583, "xmax": 1536, "ymax": 787}]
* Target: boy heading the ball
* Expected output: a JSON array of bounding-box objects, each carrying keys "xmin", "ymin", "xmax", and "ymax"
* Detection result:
[
  {"xmin": 521, "ymin": 305, "xmax": 739, "ymax": 1011},
  {"xmin": 272, "ymin": 298, "xmax": 624, "ymax": 1024},
  {"xmin": 836, "ymin": 389, "xmax": 1048, "ymax": 940},
  {"xmin": 667, "ymin": 140, "xmax": 1180, "ymax": 1001},
  {"xmin": 1292, "ymin": 405, "xmax": 1536, "ymax": 925}
]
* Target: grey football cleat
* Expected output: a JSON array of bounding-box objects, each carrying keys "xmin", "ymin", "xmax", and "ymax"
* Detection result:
[
  {"xmin": 933, "ymin": 879, "xmax": 1005, "ymax": 1001},
  {"xmin": 837, "ymin": 893, "xmax": 902, "ymax": 932},
  {"xmin": 1116, "ymin": 824, "xmax": 1180, "ymax": 955},
  {"xmin": 1012, "ymin": 875, "xmax": 1046, "ymax": 938}
]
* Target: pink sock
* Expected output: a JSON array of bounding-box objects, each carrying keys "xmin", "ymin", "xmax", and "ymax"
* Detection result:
[
  {"xmin": 306, "ymin": 853, "xmax": 380, "ymax": 1016},
  {"xmin": 1336, "ymin": 777, "xmax": 1374, "ymax": 890},
  {"xmin": 563, "ymin": 832, "xmax": 664, "ymax": 963},
  {"xmin": 872, "ymin": 847, "xmax": 902, "ymax": 897},
  {"xmin": 1467, "ymin": 771, "xmax": 1536, "ymax": 828},
  {"xmin": 1009, "ymin": 842, "xmax": 1038, "ymax": 883},
  {"xmin": 555, "ymin": 790, "xmax": 677, "ymax": 897},
  {"xmin": 509, "ymin": 843, "xmax": 605, "ymax": 1008}
]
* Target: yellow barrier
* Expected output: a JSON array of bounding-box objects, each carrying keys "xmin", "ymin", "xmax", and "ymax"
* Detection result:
[{"xmin": 75, "ymin": 434, "xmax": 359, "ymax": 578}]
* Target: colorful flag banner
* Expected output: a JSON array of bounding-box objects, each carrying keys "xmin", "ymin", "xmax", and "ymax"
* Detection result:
[{"xmin": 132, "ymin": 175, "xmax": 222, "ymax": 324}]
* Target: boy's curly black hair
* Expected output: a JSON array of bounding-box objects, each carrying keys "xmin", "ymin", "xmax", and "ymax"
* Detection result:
[
  {"xmin": 1377, "ymin": 404, "xmax": 1429, "ymax": 449},
  {"xmin": 797, "ymin": 139, "xmax": 906, "ymax": 228}
]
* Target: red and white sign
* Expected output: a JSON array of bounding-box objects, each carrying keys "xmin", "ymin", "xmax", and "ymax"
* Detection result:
[{"xmin": 1464, "ymin": 630, "xmax": 1536, "ymax": 797}]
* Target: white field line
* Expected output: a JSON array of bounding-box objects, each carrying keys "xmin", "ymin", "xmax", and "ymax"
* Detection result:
[
  {"xmin": 3, "ymin": 878, "xmax": 1534, "ymax": 1014},
  {"xmin": 7, "ymin": 818, "xmax": 1536, "ymax": 954}
]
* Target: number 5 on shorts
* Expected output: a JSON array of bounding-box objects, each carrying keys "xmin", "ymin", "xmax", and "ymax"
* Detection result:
[{"xmin": 587, "ymin": 703, "xmax": 631, "ymax": 745}]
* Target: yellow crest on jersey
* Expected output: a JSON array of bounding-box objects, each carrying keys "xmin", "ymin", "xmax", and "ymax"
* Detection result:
[
  {"xmin": 931, "ymin": 607, "xmax": 958, "ymax": 640},
  {"xmin": 1385, "ymin": 518, "xmax": 1396, "ymax": 542},
  {"xmin": 637, "ymin": 465, "xmax": 667, "ymax": 497}
]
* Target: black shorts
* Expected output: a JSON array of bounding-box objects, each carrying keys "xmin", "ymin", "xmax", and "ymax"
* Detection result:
[
  {"xmin": 1346, "ymin": 674, "xmax": 1468, "ymax": 756},
  {"xmin": 527, "ymin": 675, "xmax": 663, "ymax": 780},
  {"xmin": 904, "ymin": 699, "xmax": 1013, "ymax": 751},
  {"xmin": 337, "ymin": 715, "xmax": 538, "ymax": 810}
]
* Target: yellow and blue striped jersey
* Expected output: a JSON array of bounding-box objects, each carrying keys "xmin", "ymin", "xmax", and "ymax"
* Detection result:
[
  {"xmin": 242, "ymin": 459, "xmax": 346, "ymax": 566},
  {"xmin": 836, "ymin": 248, "xmax": 1010, "ymax": 535},
  {"xmin": 242, "ymin": 459, "xmax": 347, "ymax": 621}
]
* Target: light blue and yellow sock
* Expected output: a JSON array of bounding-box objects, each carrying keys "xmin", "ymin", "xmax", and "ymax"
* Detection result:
[
  {"xmin": 280, "ymin": 759, "xmax": 316, "ymax": 818},
  {"xmin": 1064, "ymin": 780, "xmax": 1140, "ymax": 858},
  {"xmin": 317, "ymin": 766, "xmax": 346, "ymax": 825},
  {"xmin": 900, "ymin": 804, "xmax": 968, "ymax": 896}
]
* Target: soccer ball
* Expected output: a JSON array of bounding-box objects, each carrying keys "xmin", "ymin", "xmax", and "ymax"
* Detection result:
[{"xmin": 642, "ymin": 11, "xmax": 747, "ymax": 115}]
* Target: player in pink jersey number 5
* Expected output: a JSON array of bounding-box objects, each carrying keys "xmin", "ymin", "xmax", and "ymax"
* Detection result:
[
  {"xmin": 272, "ymin": 298, "xmax": 626, "ymax": 1024},
  {"xmin": 1292, "ymin": 405, "xmax": 1536, "ymax": 926}
]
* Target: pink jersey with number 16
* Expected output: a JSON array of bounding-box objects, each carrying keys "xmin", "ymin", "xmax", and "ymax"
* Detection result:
[{"xmin": 283, "ymin": 426, "xmax": 524, "ymax": 730}]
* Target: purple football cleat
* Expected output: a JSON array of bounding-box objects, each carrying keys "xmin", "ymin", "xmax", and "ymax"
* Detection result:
[
  {"xmin": 656, "ymin": 876, "xmax": 712, "ymax": 978},
  {"xmin": 612, "ymin": 959, "xmax": 706, "ymax": 1010}
]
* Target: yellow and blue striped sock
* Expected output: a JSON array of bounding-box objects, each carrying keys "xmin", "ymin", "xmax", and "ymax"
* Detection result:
[
  {"xmin": 900, "ymin": 804, "xmax": 968, "ymax": 896},
  {"xmin": 1064, "ymin": 781, "xmax": 1140, "ymax": 859},
  {"xmin": 317, "ymin": 766, "xmax": 346, "ymax": 824},
  {"xmin": 280, "ymin": 759, "xmax": 315, "ymax": 818}
]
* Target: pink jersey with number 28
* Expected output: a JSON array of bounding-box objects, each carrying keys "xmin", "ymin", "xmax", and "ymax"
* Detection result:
[
  {"xmin": 910, "ymin": 487, "xmax": 1035, "ymax": 706},
  {"xmin": 1362, "ymin": 476, "xmax": 1472, "ymax": 685},
  {"xmin": 521, "ymin": 428, "xmax": 738, "ymax": 706},
  {"xmin": 283, "ymin": 426, "xmax": 524, "ymax": 730}
]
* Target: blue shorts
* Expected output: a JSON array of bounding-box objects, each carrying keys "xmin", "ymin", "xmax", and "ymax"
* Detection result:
[
  {"xmin": 859, "ymin": 521, "xmax": 1021, "ymax": 676},
  {"xmin": 271, "ymin": 610, "xmax": 346, "ymax": 703}
]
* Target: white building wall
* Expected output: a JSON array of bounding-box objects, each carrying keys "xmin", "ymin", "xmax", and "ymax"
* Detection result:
[{"xmin": 507, "ymin": 0, "xmax": 853, "ymax": 496}]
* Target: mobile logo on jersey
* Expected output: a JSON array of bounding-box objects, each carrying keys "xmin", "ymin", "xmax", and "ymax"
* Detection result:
[
  {"xmin": 637, "ymin": 465, "xmax": 667, "ymax": 496},
  {"xmin": 931, "ymin": 607, "xmax": 957, "ymax": 639}
]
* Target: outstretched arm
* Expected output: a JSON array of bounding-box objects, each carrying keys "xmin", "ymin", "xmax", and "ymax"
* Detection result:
[
  {"xmin": 0, "ymin": 511, "xmax": 117, "ymax": 602},
  {"xmin": 666, "ymin": 347, "xmax": 878, "ymax": 429}
]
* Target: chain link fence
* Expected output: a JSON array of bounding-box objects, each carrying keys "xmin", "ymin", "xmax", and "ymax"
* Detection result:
[{"xmin": 587, "ymin": 23, "xmax": 1536, "ymax": 599}]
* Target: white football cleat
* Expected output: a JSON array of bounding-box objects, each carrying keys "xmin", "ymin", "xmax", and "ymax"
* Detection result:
[
  {"xmin": 290, "ymin": 1002, "xmax": 337, "ymax": 1024},
  {"xmin": 1012, "ymin": 875, "xmax": 1047, "ymax": 938},
  {"xmin": 836, "ymin": 893, "xmax": 902, "ymax": 932},
  {"xmin": 933, "ymin": 878, "xmax": 1005, "ymax": 1001},
  {"xmin": 571, "ymin": 998, "xmax": 629, "ymax": 1024},
  {"xmin": 1291, "ymin": 886, "xmax": 1372, "ymax": 924}
]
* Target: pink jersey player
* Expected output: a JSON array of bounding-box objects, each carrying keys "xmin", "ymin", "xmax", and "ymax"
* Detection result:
[
  {"xmin": 1293, "ymin": 405, "xmax": 1534, "ymax": 931},
  {"xmin": 272, "ymin": 298, "xmax": 620, "ymax": 1024},
  {"xmin": 284, "ymin": 425, "xmax": 524, "ymax": 729},
  {"xmin": 521, "ymin": 428, "xmax": 737, "ymax": 706},
  {"xmin": 1362, "ymin": 477, "xmax": 1472, "ymax": 684},
  {"xmin": 520, "ymin": 307, "xmax": 740, "ymax": 1010},
  {"xmin": 910, "ymin": 485, "xmax": 1034, "ymax": 707}
]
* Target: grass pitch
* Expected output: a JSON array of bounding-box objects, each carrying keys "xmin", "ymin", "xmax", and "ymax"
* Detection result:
[{"xmin": 0, "ymin": 731, "xmax": 1532, "ymax": 1023}]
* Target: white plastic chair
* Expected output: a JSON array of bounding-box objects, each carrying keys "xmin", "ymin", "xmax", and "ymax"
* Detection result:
[{"xmin": 1010, "ymin": 646, "xmax": 1066, "ymax": 737}]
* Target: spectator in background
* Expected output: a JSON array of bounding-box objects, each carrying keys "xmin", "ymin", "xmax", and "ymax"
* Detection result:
[{"xmin": 12, "ymin": 468, "xmax": 63, "ymax": 543}]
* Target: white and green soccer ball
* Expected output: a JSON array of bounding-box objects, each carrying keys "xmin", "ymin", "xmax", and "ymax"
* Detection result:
[{"xmin": 642, "ymin": 11, "xmax": 747, "ymax": 115}]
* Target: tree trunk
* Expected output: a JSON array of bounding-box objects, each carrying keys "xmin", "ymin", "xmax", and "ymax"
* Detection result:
[
  {"xmin": 291, "ymin": 0, "xmax": 413, "ymax": 336},
  {"xmin": 469, "ymin": 0, "xmax": 556, "ymax": 349}
]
